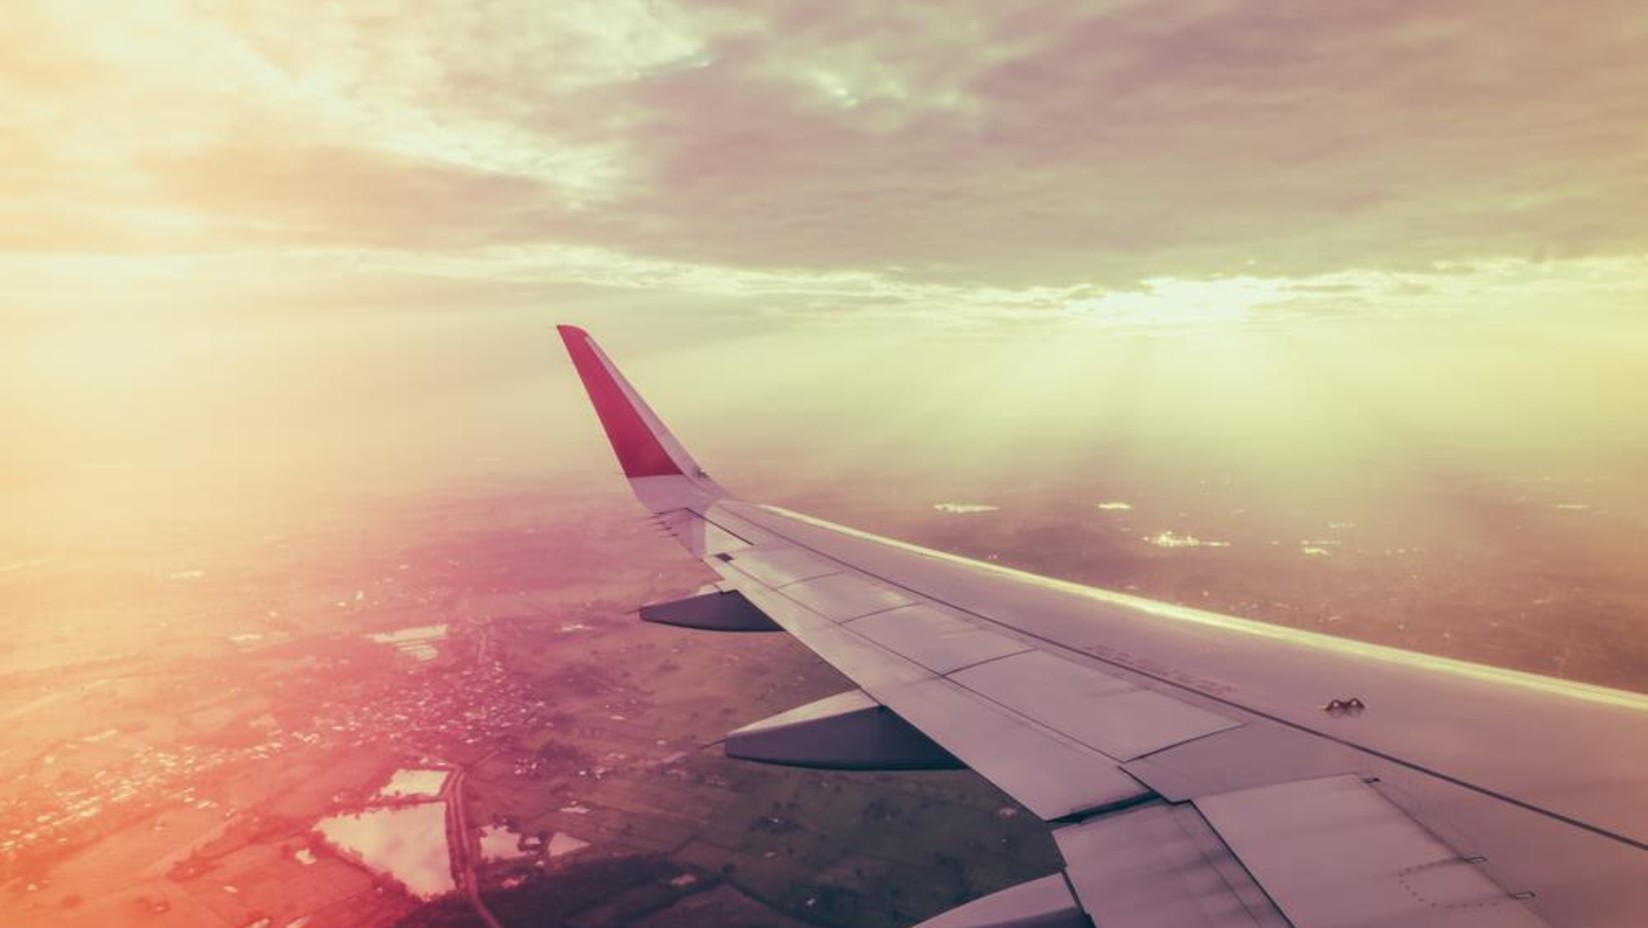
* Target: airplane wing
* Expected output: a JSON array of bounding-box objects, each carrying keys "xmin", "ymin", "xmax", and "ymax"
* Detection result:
[{"xmin": 556, "ymin": 325, "xmax": 1648, "ymax": 928}]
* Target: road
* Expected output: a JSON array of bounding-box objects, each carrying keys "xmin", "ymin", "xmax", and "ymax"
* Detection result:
[{"xmin": 448, "ymin": 759, "xmax": 503, "ymax": 928}]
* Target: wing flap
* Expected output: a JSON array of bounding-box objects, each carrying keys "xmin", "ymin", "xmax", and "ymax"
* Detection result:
[
  {"xmin": 878, "ymin": 677, "xmax": 1151, "ymax": 819},
  {"xmin": 1056, "ymin": 801, "xmax": 1291, "ymax": 928},
  {"xmin": 1195, "ymin": 775, "xmax": 1547, "ymax": 928}
]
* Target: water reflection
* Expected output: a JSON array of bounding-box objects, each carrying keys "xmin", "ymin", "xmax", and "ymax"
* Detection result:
[
  {"xmin": 478, "ymin": 824, "xmax": 527, "ymax": 861},
  {"xmin": 1145, "ymin": 531, "xmax": 1231, "ymax": 549},
  {"xmin": 547, "ymin": 832, "xmax": 590, "ymax": 858},
  {"xmin": 367, "ymin": 624, "xmax": 449, "ymax": 662},
  {"xmin": 378, "ymin": 768, "xmax": 450, "ymax": 799},
  {"xmin": 933, "ymin": 502, "xmax": 999, "ymax": 514},
  {"xmin": 478, "ymin": 823, "xmax": 590, "ymax": 862},
  {"xmin": 315, "ymin": 803, "xmax": 454, "ymax": 898}
]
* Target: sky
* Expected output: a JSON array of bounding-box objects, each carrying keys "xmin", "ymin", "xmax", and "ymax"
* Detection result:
[{"xmin": 4, "ymin": 0, "xmax": 1648, "ymax": 542}]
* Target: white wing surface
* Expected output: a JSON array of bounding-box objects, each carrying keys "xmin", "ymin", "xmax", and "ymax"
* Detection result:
[{"xmin": 557, "ymin": 325, "xmax": 1648, "ymax": 928}]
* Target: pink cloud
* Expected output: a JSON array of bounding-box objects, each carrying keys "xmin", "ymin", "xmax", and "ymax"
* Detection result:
[{"xmin": 5, "ymin": 0, "xmax": 1648, "ymax": 295}]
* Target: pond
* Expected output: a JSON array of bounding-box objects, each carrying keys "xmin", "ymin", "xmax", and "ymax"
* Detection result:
[
  {"xmin": 366, "ymin": 625, "xmax": 449, "ymax": 662},
  {"xmin": 315, "ymin": 802, "xmax": 454, "ymax": 898},
  {"xmin": 377, "ymin": 768, "xmax": 450, "ymax": 799}
]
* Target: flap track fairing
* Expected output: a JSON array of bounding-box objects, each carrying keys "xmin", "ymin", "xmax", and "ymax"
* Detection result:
[
  {"xmin": 726, "ymin": 690, "xmax": 964, "ymax": 771},
  {"xmin": 639, "ymin": 589, "xmax": 781, "ymax": 632}
]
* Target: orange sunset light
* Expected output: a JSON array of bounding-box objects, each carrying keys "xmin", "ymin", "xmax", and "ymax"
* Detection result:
[{"xmin": 3, "ymin": 3, "xmax": 1648, "ymax": 927}]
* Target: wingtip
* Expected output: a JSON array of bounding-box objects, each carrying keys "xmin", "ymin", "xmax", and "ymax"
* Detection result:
[{"xmin": 558, "ymin": 323, "xmax": 688, "ymax": 480}]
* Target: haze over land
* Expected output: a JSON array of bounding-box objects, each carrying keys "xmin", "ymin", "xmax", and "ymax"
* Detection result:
[{"xmin": 4, "ymin": 1, "xmax": 1648, "ymax": 925}]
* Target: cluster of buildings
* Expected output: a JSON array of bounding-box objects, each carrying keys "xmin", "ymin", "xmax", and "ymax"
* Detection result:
[
  {"xmin": 0, "ymin": 619, "xmax": 550, "ymax": 886},
  {"xmin": 0, "ymin": 732, "xmax": 248, "ymax": 879},
  {"xmin": 306, "ymin": 623, "xmax": 555, "ymax": 755}
]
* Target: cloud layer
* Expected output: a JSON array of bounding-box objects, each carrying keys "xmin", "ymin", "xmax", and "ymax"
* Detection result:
[{"xmin": 5, "ymin": 0, "xmax": 1648, "ymax": 323}]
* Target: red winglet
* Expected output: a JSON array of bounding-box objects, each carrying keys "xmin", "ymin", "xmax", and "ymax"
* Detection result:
[{"xmin": 558, "ymin": 325, "xmax": 684, "ymax": 478}]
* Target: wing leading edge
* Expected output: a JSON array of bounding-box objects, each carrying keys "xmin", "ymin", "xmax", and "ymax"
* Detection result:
[{"xmin": 556, "ymin": 327, "xmax": 1648, "ymax": 928}]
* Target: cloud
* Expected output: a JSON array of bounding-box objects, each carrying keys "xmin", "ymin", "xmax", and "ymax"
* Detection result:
[
  {"xmin": 561, "ymin": 0, "xmax": 1648, "ymax": 285},
  {"xmin": 4, "ymin": 0, "xmax": 1648, "ymax": 325}
]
